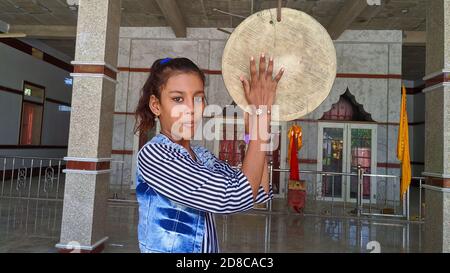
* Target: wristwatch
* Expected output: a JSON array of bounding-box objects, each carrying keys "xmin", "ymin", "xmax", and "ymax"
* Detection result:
[{"xmin": 254, "ymin": 106, "xmax": 271, "ymax": 116}]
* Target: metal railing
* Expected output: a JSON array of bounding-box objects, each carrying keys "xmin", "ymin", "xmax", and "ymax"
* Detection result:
[
  {"xmin": 0, "ymin": 156, "xmax": 131, "ymax": 201},
  {"xmin": 0, "ymin": 156, "xmax": 426, "ymax": 222},
  {"xmin": 0, "ymin": 156, "xmax": 65, "ymax": 201},
  {"xmin": 267, "ymin": 161, "xmax": 425, "ymax": 222},
  {"xmin": 0, "ymin": 196, "xmax": 62, "ymax": 240},
  {"xmin": 109, "ymin": 160, "xmax": 128, "ymax": 200},
  {"xmin": 216, "ymin": 211, "xmax": 416, "ymax": 253}
]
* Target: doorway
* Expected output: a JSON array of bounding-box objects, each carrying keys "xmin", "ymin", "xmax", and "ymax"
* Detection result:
[{"xmin": 317, "ymin": 122, "xmax": 377, "ymax": 203}]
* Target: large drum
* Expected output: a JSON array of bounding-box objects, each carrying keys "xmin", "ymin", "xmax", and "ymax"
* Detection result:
[{"xmin": 222, "ymin": 8, "xmax": 337, "ymax": 121}]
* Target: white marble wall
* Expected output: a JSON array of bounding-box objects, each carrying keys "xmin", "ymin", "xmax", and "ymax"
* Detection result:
[
  {"xmin": 288, "ymin": 30, "xmax": 402, "ymax": 201},
  {"xmin": 298, "ymin": 33, "xmax": 402, "ymax": 144},
  {"xmin": 112, "ymin": 28, "xmax": 403, "ymax": 196},
  {"xmin": 308, "ymin": 30, "xmax": 403, "ymax": 122}
]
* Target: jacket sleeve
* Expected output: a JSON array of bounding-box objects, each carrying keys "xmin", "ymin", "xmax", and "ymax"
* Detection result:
[{"xmin": 208, "ymin": 153, "xmax": 273, "ymax": 204}]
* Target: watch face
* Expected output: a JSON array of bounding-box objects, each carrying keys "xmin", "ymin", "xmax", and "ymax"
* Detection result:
[{"xmin": 256, "ymin": 108, "xmax": 263, "ymax": 115}]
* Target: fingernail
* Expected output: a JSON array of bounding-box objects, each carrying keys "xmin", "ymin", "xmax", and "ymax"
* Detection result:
[
  {"xmin": 240, "ymin": 76, "xmax": 243, "ymax": 81},
  {"xmin": 250, "ymin": 56, "xmax": 254, "ymax": 61},
  {"xmin": 281, "ymin": 66, "xmax": 285, "ymax": 71},
  {"xmin": 261, "ymin": 53, "xmax": 265, "ymax": 58},
  {"xmin": 270, "ymin": 57, "xmax": 273, "ymax": 62}
]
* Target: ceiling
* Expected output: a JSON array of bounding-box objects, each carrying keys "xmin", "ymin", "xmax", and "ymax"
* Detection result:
[
  {"xmin": 0, "ymin": 0, "xmax": 427, "ymax": 29},
  {"xmin": 0, "ymin": 0, "xmax": 427, "ymax": 79}
]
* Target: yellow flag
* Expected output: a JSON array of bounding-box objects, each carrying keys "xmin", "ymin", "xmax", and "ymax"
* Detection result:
[{"xmin": 397, "ymin": 85, "xmax": 411, "ymax": 200}]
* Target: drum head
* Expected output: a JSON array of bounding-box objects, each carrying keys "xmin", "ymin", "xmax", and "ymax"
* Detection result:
[{"xmin": 222, "ymin": 8, "xmax": 337, "ymax": 121}]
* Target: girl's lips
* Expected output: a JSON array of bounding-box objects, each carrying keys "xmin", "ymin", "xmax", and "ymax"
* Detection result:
[{"xmin": 182, "ymin": 123, "xmax": 195, "ymax": 128}]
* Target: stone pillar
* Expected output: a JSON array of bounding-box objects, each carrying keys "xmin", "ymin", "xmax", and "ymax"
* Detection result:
[
  {"xmin": 55, "ymin": 0, "xmax": 121, "ymax": 253},
  {"xmin": 422, "ymin": 0, "xmax": 450, "ymax": 253}
]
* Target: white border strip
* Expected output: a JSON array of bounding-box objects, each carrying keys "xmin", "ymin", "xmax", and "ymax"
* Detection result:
[
  {"xmin": 422, "ymin": 82, "xmax": 450, "ymax": 93},
  {"xmin": 70, "ymin": 73, "xmax": 118, "ymax": 84},
  {"xmin": 71, "ymin": 61, "xmax": 119, "ymax": 73},
  {"xmin": 63, "ymin": 169, "xmax": 111, "ymax": 175},
  {"xmin": 55, "ymin": 236, "xmax": 109, "ymax": 251},
  {"xmin": 422, "ymin": 184, "xmax": 450, "ymax": 193},
  {"xmin": 64, "ymin": 157, "xmax": 112, "ymax": 162},
  {"xmin": 422, "ymin": 172, "xmax": 450, "ymax": 179}
]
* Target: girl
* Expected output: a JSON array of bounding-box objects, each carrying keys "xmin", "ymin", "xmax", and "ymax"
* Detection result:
[{"xmin": 134, "ymin": 55, "xmax": 284, "ymax": 253}]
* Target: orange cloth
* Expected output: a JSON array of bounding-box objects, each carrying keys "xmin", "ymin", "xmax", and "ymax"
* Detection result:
[{"xmin": 397, "ymin": 85, "xmax": 411, "ymax": 200}]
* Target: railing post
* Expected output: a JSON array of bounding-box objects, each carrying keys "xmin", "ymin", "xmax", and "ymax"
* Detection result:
[
  {"xmin": 406, "ymin": 186, "xmax": 410, "ymax": 221},
  {"xmin": 331, "ymin": 174, "xmax": 334, "ymax": 216},
  {"xmin": 268, "ymin": 160, "xmax": 273, "ymax": 212},
  {"xmin": 419, "ymin": 178, "xmax": 423, "ymax": 221},
  {"xmin": 119, "ymin": 161, "xmax": 125, "ymax": 199},
  {"xmin": 112, "ymin": 160, "xmax": 119, "ymax": 199},
  {"xmin": 2, "ymin": 157, "xmax": 6, "ymax": 197},
  {"xmin": 357, "ymin": 165, "xmax": 363, "ymax": 217},
  {"xmin": 56, "ymin": 160, "xmax": 61, "ymax": 200},
  {"xmin": 9, "ymin": 158, "xmax": 15, "ymax": 197},
  {"xmin": 28, "ymin": 159, "xmax": 34, "ymax": 199}
]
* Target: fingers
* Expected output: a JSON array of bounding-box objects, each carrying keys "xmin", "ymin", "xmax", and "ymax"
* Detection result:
[
  {"xmin": 266, "ymin": 57, "xmax": 274, "ymax": 80},
  {"xmin": 258, "ymin": 53, "xmax": 266, "ymax": 79},
  {"xmin": 249, "ymin": 56, "xmax": 257, "ymax": 81},
  {"xmin": 274, "ymin": 67, "xmax": 285, "ymax": 83},
  {"xmin": 240, "ymin": 75, "xmax": 251, "ymax": 98}
]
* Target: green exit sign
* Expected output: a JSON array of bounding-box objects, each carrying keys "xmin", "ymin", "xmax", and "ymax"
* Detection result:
[{"xmin": 24, "ymin": 88, "xmax": 32, "ymax": 96}]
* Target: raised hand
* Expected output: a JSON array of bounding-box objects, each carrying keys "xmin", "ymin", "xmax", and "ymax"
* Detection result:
[{"xmin": 240, "ymin": 53, "xmax": 284, "ymax": 112}]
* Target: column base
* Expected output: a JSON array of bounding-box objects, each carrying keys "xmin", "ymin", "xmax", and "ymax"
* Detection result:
[
  {"xmin": 55, "ymin": 236, "xmax": 109, "ymax": 253},
  {"xmin": 422, "ymin": 184, "xmax": 450, "ymax": 253}
]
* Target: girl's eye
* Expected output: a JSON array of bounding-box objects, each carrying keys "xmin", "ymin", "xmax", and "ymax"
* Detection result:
[{"xmin": 173, "ymin": 97, "xmax": 183, "ymax": 103}]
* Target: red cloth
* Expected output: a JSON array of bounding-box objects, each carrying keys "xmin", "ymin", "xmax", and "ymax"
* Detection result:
[
  {"xmin": 289, "ymin": 139, "xmax": 300, "ymax": 181},
  {"xmin": 288, "ymin": 136, "xmax": 305, "ymax": 213}
]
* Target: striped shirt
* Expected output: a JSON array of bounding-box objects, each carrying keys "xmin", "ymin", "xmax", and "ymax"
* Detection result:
[{"xmin": 137, "ymin": 134, "xmax": 273, "ymax": 253}]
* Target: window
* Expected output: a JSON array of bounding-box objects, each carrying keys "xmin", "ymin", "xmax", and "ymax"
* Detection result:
[{"xmin": 19, "ymin": 82, "xmax": 45, "ymax": 145}]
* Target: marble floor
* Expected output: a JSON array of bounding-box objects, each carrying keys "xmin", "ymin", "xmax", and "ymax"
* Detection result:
[{"xmin": 0, "ymin": 197, "xmax": 423, "ymax": 253}]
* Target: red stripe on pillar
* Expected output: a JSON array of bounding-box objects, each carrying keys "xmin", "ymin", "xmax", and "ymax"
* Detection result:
[
  {"xmin": 425, "ymin": 72, "xmax": 450, "ymax": 87},
  {"xmin": 66, "ymin": 161, "xmax": 110, "ymax": 171},
  {"xmin": 74, "ymin": 64, "xmax": 117, "ymax": 80},
  {"xmin": 426, "ymin": 177, "xmax": 450, "ymax": 188}
]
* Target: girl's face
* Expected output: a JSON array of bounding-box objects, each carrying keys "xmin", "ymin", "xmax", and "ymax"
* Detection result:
[{"xmin": 149, "ymin": 72, "xmax": 205, "ymax": 141}]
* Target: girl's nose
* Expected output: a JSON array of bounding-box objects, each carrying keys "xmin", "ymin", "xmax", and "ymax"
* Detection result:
[{"xmin": 192, "ymin": 97, "xmax": 204, "ymax": 112}]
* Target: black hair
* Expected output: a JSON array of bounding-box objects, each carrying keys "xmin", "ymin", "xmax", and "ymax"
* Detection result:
[{"xmin": 134, "ymin": 57, "xmax": 205, "ymax": 134}]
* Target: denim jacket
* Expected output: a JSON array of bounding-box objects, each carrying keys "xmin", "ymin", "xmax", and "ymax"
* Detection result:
[
  {"xmin": 136, "ymin": 134, "xmax": 217, "ymax": 253},
  {"xmin": 136, "ymin": 177, "xmax": 206, "ymax": 253}
]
